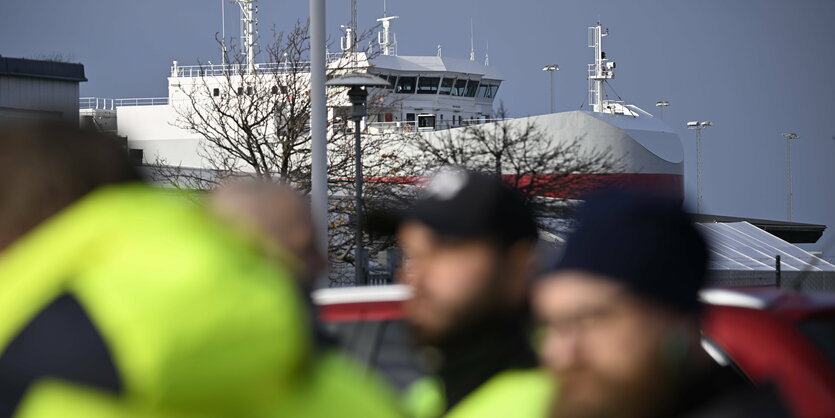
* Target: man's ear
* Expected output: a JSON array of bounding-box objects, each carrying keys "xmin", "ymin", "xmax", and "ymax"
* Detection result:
[{"xmin": 504, "ymin": 240, "xmax": 538, "ymax": 302}]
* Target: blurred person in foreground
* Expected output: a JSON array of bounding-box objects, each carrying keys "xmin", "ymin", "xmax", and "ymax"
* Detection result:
[
  {"xmin": 533, "ymin": 189, "xmax": 790, "ymax": 418},
  {"xmin": 396, "ymin": 168, "xmax": 554, "ymax": 417},
  {"xmin": 0, "ymin": 123, "xmax": 312, "ymax": 417},
  {"xmin": 209, "ymin": 180, "xmax": 404, "ymax": 417}
]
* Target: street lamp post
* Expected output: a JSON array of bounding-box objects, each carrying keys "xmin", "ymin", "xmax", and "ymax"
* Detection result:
[
  {"xmin": 687, "ymin": 121, "xmax": 713, "ymax": 213},
  {"xmin": 310, "ymin": 0, "xmax": 328, "ymax": 273},
  {"xmin": 782, "ymin": 132, "xmax": 800, "ymax": 221},
  {"xmin": 655, "ymin": 100, "xmax": 669, "ymax": 120},
  {"xmin": 326, "ymin": 73, "xmax": 389, "ymax": 285},
  {"xmin": 542, "ymin": 65, "xmax": 559, "ymax": 114}
]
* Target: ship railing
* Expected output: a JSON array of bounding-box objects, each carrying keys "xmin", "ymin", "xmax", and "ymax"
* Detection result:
[
  {"xmin": 79, "ymin": 97, "xmax": 115, "ymax": 110},
  {"xmin": 171, "ymin": 53, "xmax": 344, "ymax": 78},
  {"xmin": 80, "ymin": 97, "xmax": 169, "ymax": 110}
]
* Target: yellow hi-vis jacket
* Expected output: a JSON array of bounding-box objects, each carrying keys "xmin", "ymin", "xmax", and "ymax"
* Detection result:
[
  {"xmin": 0, "ymin": 184, "xmax": 313, "ymax": 417},
  {"xmin": 403, "ymin": 369, "xmax": 555, "ymax": 418}
]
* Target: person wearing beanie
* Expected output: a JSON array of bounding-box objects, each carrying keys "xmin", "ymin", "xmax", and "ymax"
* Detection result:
[
  {"xmin": 533, "ymin": 189, "xmax": 790, "ymax": 418},
  {"xmin": 397, "ymin": 167, "xmax": 554, "ymax": 417}
]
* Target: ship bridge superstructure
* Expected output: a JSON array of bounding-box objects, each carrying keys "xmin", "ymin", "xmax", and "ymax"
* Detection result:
[{"xmin": 364, "ymin": 54, "xmax": 503, "ymax": 132}]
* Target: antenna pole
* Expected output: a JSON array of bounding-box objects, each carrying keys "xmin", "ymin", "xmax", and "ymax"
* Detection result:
[
  {"xmin": 352, "ymin": 0, "xmax": 358, "ymax": 66},
  {"xmin": 236, "ymin": 0, "xmax": 257, "ymax": 74},
  {"xmin": 221, "ymin": 0, "xmax": 228, "ymax": 65},
  {"xmin": 469, "ymin": 19, "xmax": 476, "ymax": 61}
]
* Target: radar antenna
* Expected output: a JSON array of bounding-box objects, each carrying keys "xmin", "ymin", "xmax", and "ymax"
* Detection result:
[{"xmin": 587, "ymin": 22, "xmax": 616, "ymax": 113}]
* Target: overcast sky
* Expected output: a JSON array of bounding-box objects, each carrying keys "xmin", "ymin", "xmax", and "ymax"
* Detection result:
[{"xmin": 2, "ymin": 0, "xmax": 834, "ymax": 258}]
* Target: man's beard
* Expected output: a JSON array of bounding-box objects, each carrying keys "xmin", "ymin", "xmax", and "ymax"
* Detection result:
[
  {"xmin": 409, "ymin": 270, "xmax": 510, "ymax": 348},
  {"xmin": 550, "ymin": 358, "xmax": 676, "ymax": 418}
]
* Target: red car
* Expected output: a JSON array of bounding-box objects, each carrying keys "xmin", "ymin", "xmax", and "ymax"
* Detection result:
[
  {"xmin": 700, "ymin": 288, "xmax": 835, "ymax": 418},
  {"xmin": 314, "ymin": 285, "xmax": 835, "ymax": 417}
]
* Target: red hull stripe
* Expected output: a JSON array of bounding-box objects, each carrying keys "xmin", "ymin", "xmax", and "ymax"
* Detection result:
[{"xmin": 365, "ymin": 173, "xmax": 683, "ymax": 199}]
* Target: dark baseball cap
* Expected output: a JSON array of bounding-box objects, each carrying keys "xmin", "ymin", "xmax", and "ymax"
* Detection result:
[{"xmin": 400, "ymin": 167, "xmax": 539, "ymax": 248}]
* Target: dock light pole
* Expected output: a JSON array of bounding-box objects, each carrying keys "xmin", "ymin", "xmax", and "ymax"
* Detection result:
[
  {"xmin": 542, "ymin": 65, "xmax": 559, "ymax": 113},
  {"xmin": 687, "ymin": 121, "xmax": 713, "ymax": 213},
  {"xmin": 655, "ymin": 100, "xmax": 669, "ymax": 120},
  {"xmin": 782, "ymin": 132, "xmax": 800, "ymax": 221},
  {"xmin": 326, "ymin": 73, "xmax": 390, "ymax": 285}
]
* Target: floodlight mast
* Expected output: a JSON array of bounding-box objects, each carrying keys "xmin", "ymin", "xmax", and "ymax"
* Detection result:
[
  {"xmin": 782, "ymin": 132, "xmax": 800, "ymax": 221},
  {"xmin": 655, "ymin": 100, "xmax": 669, "ymax": 120},
  {"xmin": 687, "ymin": 121, "xmax": 714, "ymax": 213},
  {"xmin": 543, "ymin": 65, "xmax": 559, "ymax": 114}
]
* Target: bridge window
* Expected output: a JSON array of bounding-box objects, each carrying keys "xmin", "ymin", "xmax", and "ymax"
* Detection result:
[
  {"xmin": 489, "ymin": 85, "xmax": 499, "ymax": 98},
  {"xmin": 439, "ymin": 78, "xmax": 454, "ymax": 95},
  {"xmin": 452, "ymin": 79, "xmax": 467, "ymax": 96},
  {"xmin": 213, "ymin": 88, "xmax": 220, "ymax": 97},
  {"xmin": 271, "ymin": 86, "xmax": 279, "ymax": 95},
  {"xmin": 237, "ymin": 87, "xmax": 244, "ymax": 95},
  {"xmin": 396, "ymin": 76, "xmax": 417, "ymax": 94},
  {"xmin": 476, "ymin": 84, "xmax": 489, "ymax": 98},
  {"xmin": 464, "ymin": 80, "xmax": 479, "ymax": 97},
  {"xmin": 417, "ymin": 77, "xmax": 441, "ymax": 94}
]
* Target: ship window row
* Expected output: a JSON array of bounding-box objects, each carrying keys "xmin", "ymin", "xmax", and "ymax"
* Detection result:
[
  {"xmin": 211, "ymin": 85, "xmax": 289, "ymax": 97},
  {"xmin": 378, "ymin": 74, "xmax": 499, "ymax": 98}
]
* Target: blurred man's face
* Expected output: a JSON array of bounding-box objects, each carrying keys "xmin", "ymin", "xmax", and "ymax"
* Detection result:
[
  {"xmin": 397, "ymin": 221, "xmax": 519, "ymax": 345},
  {"xmin": 534, "ymin": 271, "xmax": 690, "ymax": 418},
  {"xmin": 210, "ymin": 183, "xmax": 326, "ymax": 289}
]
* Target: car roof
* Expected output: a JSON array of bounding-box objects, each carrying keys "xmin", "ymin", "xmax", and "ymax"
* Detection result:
[{"xmin": 700, "ymin": 287, "xmax": 835, "ymax": 321}]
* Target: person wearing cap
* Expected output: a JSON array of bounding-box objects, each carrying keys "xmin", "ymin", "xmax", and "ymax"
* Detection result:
[
  {"xmin": 533, "ymin": 189, "xmax": 789, "ymax": 418},
  {"xmin": 396, "ymin": 168, "xmax": 554, "ymax": 418}
]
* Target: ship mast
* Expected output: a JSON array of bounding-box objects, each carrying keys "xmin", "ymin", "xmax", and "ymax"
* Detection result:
[
  {"xmin": 377, "ymin": 9, "xmax": 399, "ymax": 56},
  {"xmin": 587, "ymin": 22, "xmax": 615, "ymax": 113},
  {"xmin": 236, "ymin": 0, "xmax": 258, "ymax": 74},
  {"xmin": 341, "ymin": 0, "xmax": 360, "ymax": 68}
]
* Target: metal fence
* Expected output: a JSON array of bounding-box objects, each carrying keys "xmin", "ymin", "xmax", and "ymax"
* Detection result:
[{"xmin": 79, "ymin": 97, "xmax": 169, "ymax": 110}]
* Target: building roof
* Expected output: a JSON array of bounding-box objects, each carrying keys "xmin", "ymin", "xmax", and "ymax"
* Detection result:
[
  {"xmin": 697, "ymin": 222, "xmax": 835, "ymax": 272},
  {"xmin": 369, "ymin": 55, "xmax": 503, "ymax": 80},
  {"xmin": 0, "ymin": 56, "xmax": 87, "ymax": 82},
  {"xmin": 691, "ymin": 213, "xmax": 826, "ymax": 244}
]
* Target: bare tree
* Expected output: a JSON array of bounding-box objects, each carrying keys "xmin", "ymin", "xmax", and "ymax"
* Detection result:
[{"xmin": 150, "ymin": 21, "xmax": 416, "ymax": 285}]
